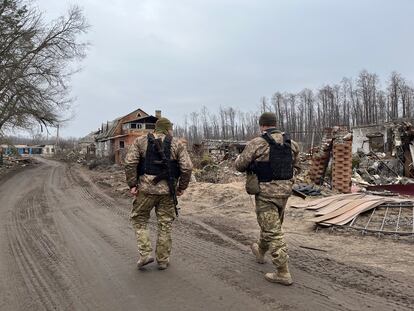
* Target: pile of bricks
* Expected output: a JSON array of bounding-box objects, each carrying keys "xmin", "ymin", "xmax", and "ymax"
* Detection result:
[{"xmin": 332, "ymin": 140, "xmax": 353, "ymax": 193}]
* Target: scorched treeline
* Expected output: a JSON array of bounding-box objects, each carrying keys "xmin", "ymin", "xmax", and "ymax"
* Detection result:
[{"xmin": 175, "ymin": 70, "xmax": 414, "ymax": 148}]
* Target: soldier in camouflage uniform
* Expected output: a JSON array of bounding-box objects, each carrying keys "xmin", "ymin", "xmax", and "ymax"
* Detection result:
[
  {"xmin": 235, "ymin": 112, "xmax": 299, "ymax": 285},
  {"xmin": 125, "ymin": 117, "xmax": 193, "ymax": 270}
]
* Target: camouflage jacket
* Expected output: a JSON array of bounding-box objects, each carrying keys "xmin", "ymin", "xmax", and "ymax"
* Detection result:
[
  {"xmin": 235, "ymin": 129, "xmax": 300, "ymax": 198},
  {"xmin": 124, "ymin": 133, "xmax": 193, "ymax": 195}
]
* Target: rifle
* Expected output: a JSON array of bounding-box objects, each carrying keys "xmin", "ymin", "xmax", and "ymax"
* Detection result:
[
  {"xmin": 152, "ymin": 137, "xmax": 180, "ymax": 217},
  {"xmin": 292, "ymin": 188, "xmax": 307, "ymax": 199}
]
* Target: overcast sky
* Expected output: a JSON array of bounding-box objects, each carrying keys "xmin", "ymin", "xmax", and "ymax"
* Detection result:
[{"xmin": 35, "ymin": 0, "xmax": 414, "ymax": 138}]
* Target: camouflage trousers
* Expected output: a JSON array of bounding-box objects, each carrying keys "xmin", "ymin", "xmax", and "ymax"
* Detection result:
[
  {"xmin": 255, "ymin": 194, "xmax": 289, "ymax": 267},
  {"xmin": 130, "ymin": 192, "xmax": 176, "ymax": 264}
]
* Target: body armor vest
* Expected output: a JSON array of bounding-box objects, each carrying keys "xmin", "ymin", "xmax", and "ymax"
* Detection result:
[
  {"xmin": 137, "ymin": 134, "xmax": 181, "ymax": 180},
  {"xmin": 251, "ymin": 132, "xmax": 294, "ymax": 182}
]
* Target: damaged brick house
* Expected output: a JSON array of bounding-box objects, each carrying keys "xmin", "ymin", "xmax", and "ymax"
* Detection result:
[{"xmin": 94, "ymin": 109, "xmax": 161, "ymax": 164}]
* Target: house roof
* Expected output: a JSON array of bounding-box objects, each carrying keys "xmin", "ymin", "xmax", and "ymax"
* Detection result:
[
  {"xmin": 123, "ymin": 115, "xmax": 158, "ymax": 124},
  {"xmin": 95, "ymin": 118, "xmax": 121, "ymax": 141},
  {"xmin": 94, "ymin": 108, "xmax": 151, "ymax": 142}
]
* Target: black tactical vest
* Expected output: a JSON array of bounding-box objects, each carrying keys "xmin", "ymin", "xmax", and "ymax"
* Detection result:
[
  {"xmin": 252, "ymin": 132, "xmax": 294, "ymax": 182},
  {"xmin": 137, "ymin": 134, "xmax": 181, "ymax": 179}
]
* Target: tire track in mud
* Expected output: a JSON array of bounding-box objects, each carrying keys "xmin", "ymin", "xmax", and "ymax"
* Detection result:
[
  {"xmin": 3, "ymin": 161, "xmax": 411, "ymax": 311},
  {"xmin": 199, "ymin": 216, "xmax": 414, "ymax": 310},
  {"xmin": 1, "ymin": 161, "xmax": 270, "ymax": 311},
  {"xmin": 46, "ymin": 164, "xmax": 266, "ymax": 311},
  {"xmin": 68, "ymin": 165, "xmax": 413, "ymax": 311},
  {"xmin": 5, "ymin": 165, "xmax": 94, "ymax": 311}
]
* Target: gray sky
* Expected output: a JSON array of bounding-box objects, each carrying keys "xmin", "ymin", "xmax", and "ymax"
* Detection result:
[{"xmin": 35, "ymin": 0, "xmax": 414, "ymax": 138}]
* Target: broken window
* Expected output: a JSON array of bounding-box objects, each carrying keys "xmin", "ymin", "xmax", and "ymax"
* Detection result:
[
  {"xmin": 120, "ymin": 141, "xmax": 125, "ymax": 149},
  {"xmin": 130, "ymin": 123, "xmax": 137, "ymax": 129}
]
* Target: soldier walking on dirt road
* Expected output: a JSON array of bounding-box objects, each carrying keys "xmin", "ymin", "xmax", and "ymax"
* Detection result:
[
  {"xmin": 124, "ymin": 117, "xmax": 193, "ymax": 270},
  {"xmin": 235, "ymin": 112, "xmax": 300, "ymax": 285}
]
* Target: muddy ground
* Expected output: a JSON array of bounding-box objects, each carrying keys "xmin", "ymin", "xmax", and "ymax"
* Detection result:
[
  {"xmin": 89, "ymin": 162, "xmax": 414, "ymax": 310},
  {"xmin": 0, "ymin": 158, "xmax": 413, "ymax": 310}
]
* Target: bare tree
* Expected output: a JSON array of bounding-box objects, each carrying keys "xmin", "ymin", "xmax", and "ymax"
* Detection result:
[
  {"xmin": 227, "ymin": 107, "xmax": 236, "ymax": 139},
  {"xmin": 388, "ymin": 71, "xmax": 402, "ymax": 120},
  {"xmin": 0, "ymin": 0, "xmax": 88, "ymax": 133}
]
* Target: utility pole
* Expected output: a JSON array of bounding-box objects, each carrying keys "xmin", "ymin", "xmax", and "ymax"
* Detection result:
[{"xmin": 55, "ymin": 124, "xmax": 60, "ymax": 154}]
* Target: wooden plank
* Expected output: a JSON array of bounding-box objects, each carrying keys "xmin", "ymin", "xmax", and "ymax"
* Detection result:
[
  {"xmin": 315, "ymin": 195, "xmax": 377, "ymax": 216},
  {"xmin": 291, "ymin": 196, "xmax": 334, "ymax": 208},
  {"xmin": 321, "ymin": 200, "xmax": 387, "ymax": 226},
  {"xmin": 291, "ymin": 193, "xmax": 359, "ymax": 208},
  {"xmin": 306, "ymin": 194, "xmax": 364, "ymax": 210},
  {"xmin": 314, "ymin": 199, "xmax": 356, "ymax": 216},
  {"xmin": 309, "ymin": 198, "xmax": 383, "ymax": 223},
  {"xmin": 315, "ymin": 197, "xmax": 364, "ymax": 216}
]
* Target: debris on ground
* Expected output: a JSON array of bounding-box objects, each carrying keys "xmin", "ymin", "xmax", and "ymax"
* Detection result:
[
  {"xmin": 54, "ymin": 150, "xmax": 88, "ymax": 164},
  {"xmin": 86, "ymin": 162, "xmax": 130, "ymax": 197},
  {"xmin": 292, "ymin": 193, "xmax": 414, "ymax": 238},
  {"xmin": 293, "ymin": 184, "xmax": 322, "ymax": 196},
  {"xmin": 191, "ymin": 150, "xmax": 245, "ymax": 184},
  {"xmin": 0, "ymin": 153, "xmax": 36, "ymax": 179}
]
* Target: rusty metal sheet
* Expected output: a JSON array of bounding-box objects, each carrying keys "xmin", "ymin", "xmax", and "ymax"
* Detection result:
[{"xmin": 367, "ymin": 184, "xmax": 414, "ymax": 196}]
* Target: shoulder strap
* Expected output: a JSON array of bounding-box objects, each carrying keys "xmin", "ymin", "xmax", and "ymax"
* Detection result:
[
  {"xmin": 147, "ymin": 132, "xmax": 155, "ymax": 143},
  {"xmin": 163, "ymin": 135, "xmax": 173, "ymax": 159},
  {"xmin": 261, "ymin": 132, "xmax": 276, "ymax": 145},
  {"xmin": 282, "ymin": 133, "xmax": 292, "ymax": 147}
]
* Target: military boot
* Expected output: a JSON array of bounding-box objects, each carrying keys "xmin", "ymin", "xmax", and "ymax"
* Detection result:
[
  {"xmin": 250, "ymin": 242, "xmax": 266, "ymax": 264},
  {"xmin": 264, "ymin": 262, "xmax": 293, "ymax": 286},
  {"xmin": 158, "ymin": 259, "xmax": 170, "ymax": 270},
  {"xmin": 137, "ymin": 255, "xmax": 154, "ymax": 269}
]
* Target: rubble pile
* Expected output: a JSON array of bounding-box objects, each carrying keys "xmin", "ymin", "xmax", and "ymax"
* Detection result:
[
  {"xmin": 305, "ymin": 121, "xmax": 414, "ymax": 196},
  {"xmin": 52, "ymin": 150, "xmax": 87, "ymax": 164},
  {"xmin": 193, "ymin": 158, "xmax": 244, "ymax": 184},
  {"xmin": 0, "ymin": 154, "xmax": 35, "ymax": 179},
  {"xmin": 351, "ymin": 121, "xmax": 414, "ymax": 191},
  {"xmin": 353, "ymin": 152, "xmax": 406, "ymax": 185},
  {"xmin": 88, "ymin": 163, "xmax": 130, "ymax": 197}
]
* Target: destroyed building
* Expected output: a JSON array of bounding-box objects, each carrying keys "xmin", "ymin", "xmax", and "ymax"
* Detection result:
[
  {"xmin": 307, "ymin": 121, "xmax": 414, "ymax": 197},
  {"xmin": 352, "ymin": 121, "xmax": 414, "ymax": 179},
  {"xmin": 195, "ymin": 139, "xmax": 247, "ymax": 157},
  {"xmin": 86, "ymin": 108, "xmax": 160, "ymax": 164}
]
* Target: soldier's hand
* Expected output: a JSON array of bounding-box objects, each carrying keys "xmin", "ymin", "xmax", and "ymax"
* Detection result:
[
  {"xmin": 130, "ymin": 186, "xmax": 138, "ymax": 196},
  {"xmin": 177, "ymin": 190, "xmax": 184, "ymax": 196}
]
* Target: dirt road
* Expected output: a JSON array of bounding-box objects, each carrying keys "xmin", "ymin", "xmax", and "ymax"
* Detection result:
[{"xmin": 0, "ymin": 159, "xmax": 411, "ymax": 311}]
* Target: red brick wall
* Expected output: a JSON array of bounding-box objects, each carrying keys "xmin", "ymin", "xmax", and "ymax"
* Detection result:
[{"xmin": 114, "ymin": 130, "xmax": 151, "ymax": 164}]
